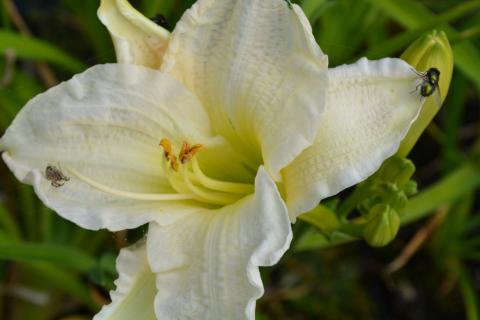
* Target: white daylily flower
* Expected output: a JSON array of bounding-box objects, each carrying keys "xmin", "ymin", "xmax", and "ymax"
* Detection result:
[{"xmin": 0, "ymin": 0, "xmax": 426, "ymax": 319}]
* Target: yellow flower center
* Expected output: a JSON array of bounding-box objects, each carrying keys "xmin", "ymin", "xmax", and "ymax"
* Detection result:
[{"xmin": 159, "ymin": 138, "xmax": 254, "ymax": 205}]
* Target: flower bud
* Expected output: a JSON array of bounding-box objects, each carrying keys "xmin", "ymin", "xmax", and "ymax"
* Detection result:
[
  {"xmin": 403, "ymin": 180, "xmax": 418, "ymax": 197},
  {"xmin": 376, "ymin": 156, "xmax": 415, "ymax": 189},
  {"xmin": 363, "ymin": 204, "xmax": 400, "ymax": 247},
  {"xmin": 397, "ymin": 30, "xmax": 454, "ymax": 157}
]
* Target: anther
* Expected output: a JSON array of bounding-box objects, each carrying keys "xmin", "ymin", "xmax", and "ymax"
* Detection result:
[
  {"xmin": 179, "ymin": 141, "xmax": 203, "ymax": 164},
  {"xmin": 159, "ymin": 138, "xmax": 179, "ymax": 171},
  {"xmin": 159, "ymin": 138, "xmax": 172, "ymax": 159},
  {"xmin": 188, "ymin": 144, "xmax": 203, "ymax": 158},
  {"xmin": 179, "ymin": 141, "xmax": 189, "ymax": 164}
]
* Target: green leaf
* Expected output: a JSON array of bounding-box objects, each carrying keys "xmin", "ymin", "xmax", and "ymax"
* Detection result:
[
  {"xmin": 458, "ymin": 265, "xmax": 480, "ymax": 320},
  {"xmin": 18, "ymin": 185, "xmax": 37, "ymax": 240},
  {"xmin": 365, "ymin": 1, "xmax": 480, "ymax": 59},
  {"xmin": 0, "ymin": 202, "xmax": 20, "ymax": 241},
  {"xmin": 39, "ymin": 205, "xmax": 54, "ymax": 242},
  {"xmin": 141, "ymin": 0, "xmax": 176, "ymax": 18},
  {"xmin": 0, "ymin": 30, "xmax": 86, "ymax": 72},
  {"xmin": 0, "ymin": 243, "xmax": 97, "ymax": 273},
  {"xmin": 299, "ymin": 0, "xmax": 328, "ymax": 21},
  {"xmin": 64, "ymin": 1, "xmax": 114, "ymax": 64},
  {"xmin": 294, "ymin": 228, "xmax": 356, "ymax": 251},
  {"xmin": 24, "ymin": 262, "xmax": 98, "ymax": 310},
  {"xmin": 402, "ymin": 163, "xmax": 480, "ymax": 224},
  {"xmin": 367, "ymin": 0, "xmax": 480, "ymax": 90},
  {"xmin": 0, "ymin": 230, "xmax": 16, "ymax": 242}
]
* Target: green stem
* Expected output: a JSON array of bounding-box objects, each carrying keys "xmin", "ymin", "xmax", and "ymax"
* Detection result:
[
  {"xmin": 401, "ymin": 163, "xmax": 480, "ymax": 224},
  {"xmin": 298, "ymin": 205, "xmax": 340, "ymax": 233},
  {"xmin": 299, "ymin": 163, "xmax": 480, "ymax": 250},
  {"xmin": 337, "ymin": 183, "xmax": 370, "ymax": 221}
]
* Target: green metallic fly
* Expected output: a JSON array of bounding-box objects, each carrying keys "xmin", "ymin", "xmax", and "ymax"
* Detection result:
[{"xmin": 413, "ymin": 67, "xmax": 440, "ymax": 97}]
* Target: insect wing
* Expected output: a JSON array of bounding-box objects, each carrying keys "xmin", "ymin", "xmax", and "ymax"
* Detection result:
[{"xmin": 431, "ymin": 86, "xmax": 443, "ymax": 110}]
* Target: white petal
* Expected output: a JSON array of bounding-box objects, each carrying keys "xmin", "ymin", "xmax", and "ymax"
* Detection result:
[
  {"xmin": 0, "ymin": 64, "xmax": 213, "ymax": 231},
  {"xmin": 98, "ymin": 0, "xmax": 170, "ymax": 68},
  {"xmin": 283, "ymin": 58, "xmax": 424, "ymax": 219},
  {"xmin": 162, "ymin": 0, "xmax": 328, "ymax": 177},
  {"xmin": 146, "ymin": 167, "xmax": 292, "ymax": 320},
  {"xmin": 94, "ymin": 240, "xmax": 157, "ymax": 320}
]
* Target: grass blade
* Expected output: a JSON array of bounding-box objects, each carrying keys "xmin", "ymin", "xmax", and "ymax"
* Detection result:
[
  {"xmin": 0, "ymin": 202, "xmax": 20, "ymax": 241},
  {"xmin": 0, "ymin": 30, "xmax": 86, "ymax": 72},
  {"xmin": 0, "ymin": 243, "xmax": 97, "ymax": 273},
  {"xmin": 367, "ymin": 0, "xmax": 480, "ymax": 90}
]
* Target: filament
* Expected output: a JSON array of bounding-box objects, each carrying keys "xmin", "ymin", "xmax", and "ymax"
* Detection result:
[
  {"xmin": 66, "ymin": 166, "xmax": 194, "ymax": 201},
  {"xmin": 181, "ymin": 165, "xmax": 242, "ymax": 205},
  {"xmin": 191, "ymin": 158, "xmax": 254, "ymax": 195}
]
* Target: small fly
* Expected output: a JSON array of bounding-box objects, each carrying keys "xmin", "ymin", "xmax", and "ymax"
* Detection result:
[
  {"xmin": 45, "ymin": 164, "xmax": 70, "ymax": 188},
  {"xmin": 413, "ymin": 67, "xmax": 440, "ymax": 97},
  {"xmin": 150, "ymin": 14, "xmax": 170, "ymax": 30}
]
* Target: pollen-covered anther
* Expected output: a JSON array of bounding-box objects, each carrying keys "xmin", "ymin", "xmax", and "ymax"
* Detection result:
[
  {"xmin": 179, "ymin": 141, "xmax": 203, "ymax": 164},
  {"xmin": 159, "ymin": 138, "xmax": 172, "ymax": 159},
  {"xmin": 159, "ymin": 138, "xmax": 179, "ymax": 171}
]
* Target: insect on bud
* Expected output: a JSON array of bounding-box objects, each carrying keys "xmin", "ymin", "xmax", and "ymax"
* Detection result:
[{"xmin": 398, "ymin": 30, "xmax": 454, "ymax": 157}]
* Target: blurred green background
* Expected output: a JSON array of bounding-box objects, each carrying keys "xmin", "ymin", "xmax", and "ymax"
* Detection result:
[{"xmin": 0, "ymin": 0, "xmax": 480, "ymax": 319}]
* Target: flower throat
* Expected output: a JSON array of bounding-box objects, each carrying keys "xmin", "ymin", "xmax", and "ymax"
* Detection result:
[{"xmin": 63, "ymin": 138, "xmax": 254, "ymax": 206}]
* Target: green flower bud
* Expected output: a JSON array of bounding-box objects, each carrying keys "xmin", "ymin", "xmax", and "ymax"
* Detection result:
[
  {"xmin": 363, "ymin": 204, "xmax": 400, "ymax": 247},
  {"xmin": 376, "ymin": 156, "xmax": 416, "ymax": 188},
  {"xmin": 369, "ymin": 182, "xmax": 408, "ymax": 212},
  {"xmin": 398, "ymin": 30, "xmax": 454, "ymax": 157},
  {"xmin": 403, "ymin": 180, "xmax": 418, "ymax": 197},
  {"xmin": 390, "ymin": 191, "xmax": 408, "ymax": 213}
]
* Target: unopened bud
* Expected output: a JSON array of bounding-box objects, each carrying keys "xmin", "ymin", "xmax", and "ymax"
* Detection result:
[
  {"xmin": 363, "ymin": 204, "xmax": 400, "ymax": 247},
  {"xmin": 398, "ymin": 30, "xmax": 454, "ymax": 157},
  {"xmin": 376, "ymin": 157, "xmax": 415, "ymax": 188}
]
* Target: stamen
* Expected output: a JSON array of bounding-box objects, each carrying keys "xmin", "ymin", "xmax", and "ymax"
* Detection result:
[
  {"xmin": 66, "ymin": 166, "xmax": 194, "ymax": 201},
  {"xmin": 163, "ymin": 159, "xmax": 192, "ymax": 196},
  {"xmin": 159, "ymin": 138, "xmax": 179, "ymax": 171},
  {"xmin": 179, "ymin": 141, "xmax": 203, "ymax": 164},
  {"xmin": 181, "ymin": 165, "xmax": 241, "ymax": 205},
  {"xmin": 178, "ymin": 141, "xmax": 189, "ymax": 163},
  {"xmin": 191, "ymin": 158, "xmax": 254, "ymax": 194},
  {"xmin": 159, "ymin": 138, "xmax": 172, "ymax": 159},
  {"xmin": 158, "ymin": 137, "xmax": 254, "ymax": 206}
]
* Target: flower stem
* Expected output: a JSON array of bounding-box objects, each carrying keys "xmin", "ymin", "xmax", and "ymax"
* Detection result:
[{"xmin": 298, "ymin": 163, "xmax": 480, "ymax": 249}]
